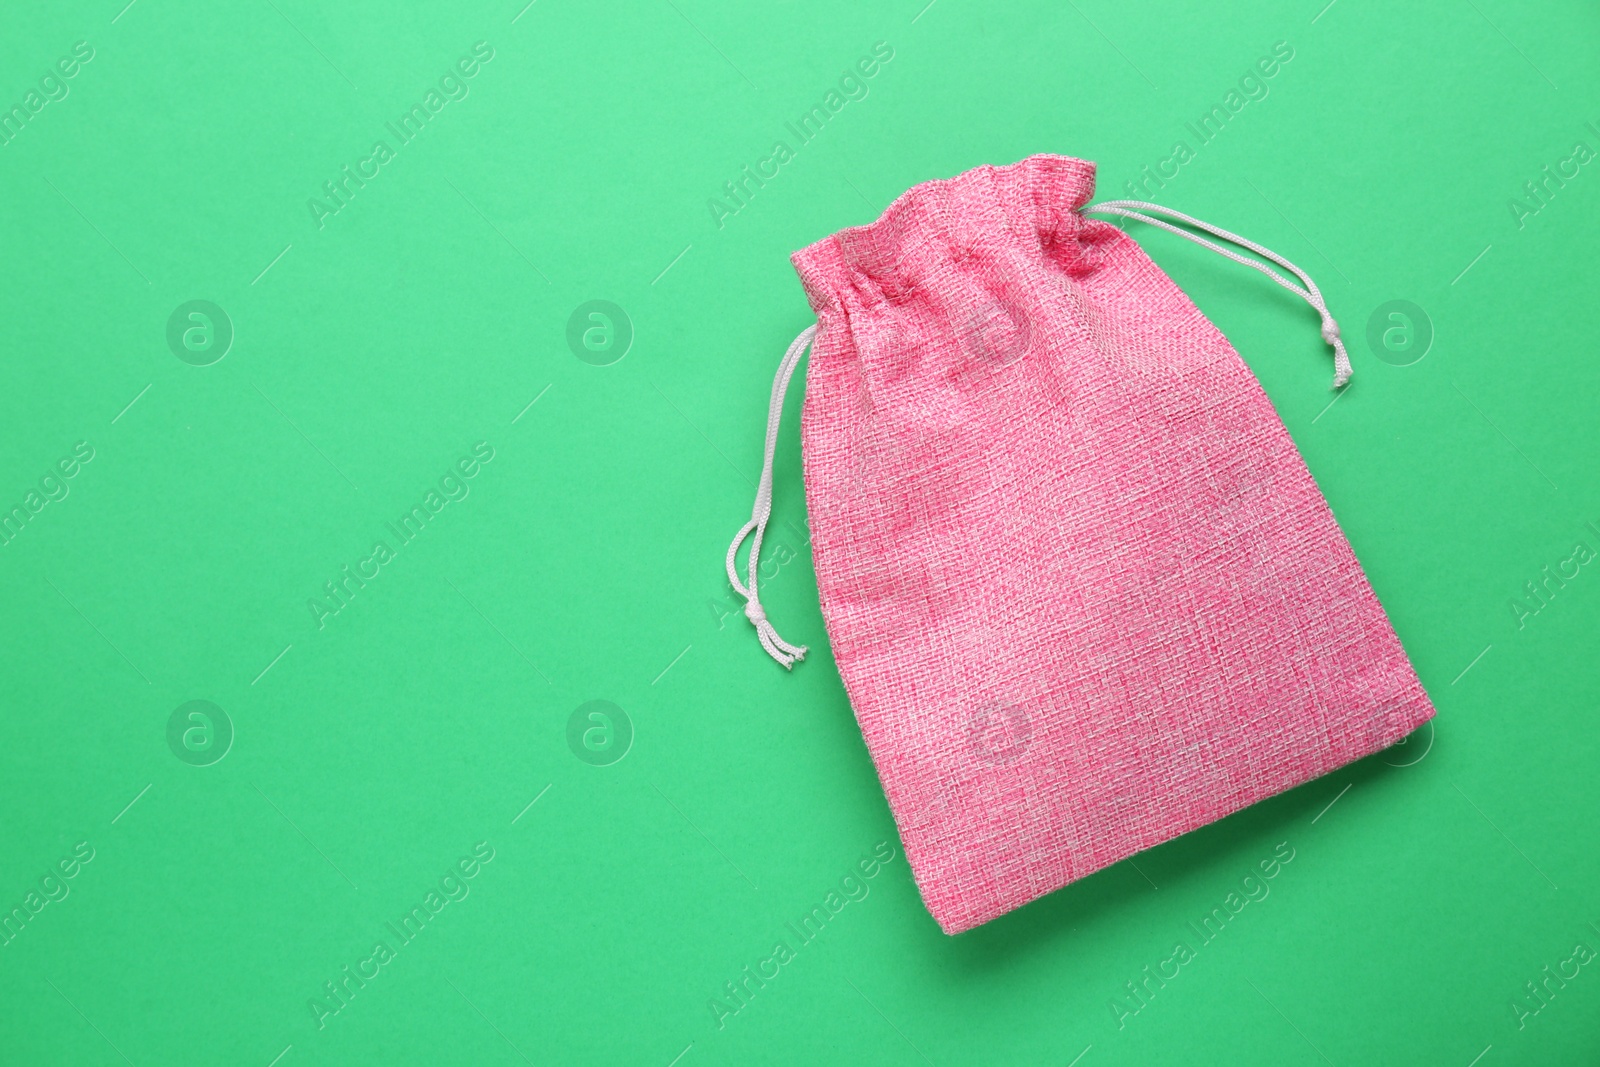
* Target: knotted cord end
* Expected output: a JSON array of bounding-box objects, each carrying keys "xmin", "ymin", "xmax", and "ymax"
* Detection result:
[
  {"xmin": 757, "ymin": 625, "xmax": 808, "ymax": 670},
  {"xmin": 747, "ymin": 601, "xmax": 807, "ymax": 669},
  {"xmin": 1321, "ymin": 314, "xmax": 1353, "ymax": 389}
]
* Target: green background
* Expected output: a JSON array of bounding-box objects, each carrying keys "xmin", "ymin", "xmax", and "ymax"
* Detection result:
[{"xmin": 1, "ymin": 0, "xmax": 1596, "ymax": 1063}]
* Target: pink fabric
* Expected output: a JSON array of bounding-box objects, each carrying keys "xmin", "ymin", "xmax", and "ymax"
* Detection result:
[{"xmin": 790, "ymin": 154, "xmax": 1435, "ymax": 935}]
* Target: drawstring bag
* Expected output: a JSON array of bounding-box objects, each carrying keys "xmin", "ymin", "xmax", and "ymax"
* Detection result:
[{"xmin": 726, "ymin": 155, "xmax": 1434, "ymax": 935}]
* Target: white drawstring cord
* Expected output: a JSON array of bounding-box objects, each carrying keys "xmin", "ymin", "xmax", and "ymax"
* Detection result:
[
  {"xmin": 730, "ymin": 200, "xmax": 1346, "ymax": 665},
  {"xmin": 1084, "ymin": 199, "xmax": 1353, "ymax": 389},
  {"xmin": 726, "ymin": 323, "xmax": 818, "ymax": 668}
]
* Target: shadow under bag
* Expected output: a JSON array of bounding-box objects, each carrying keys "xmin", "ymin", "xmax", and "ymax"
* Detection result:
[{"xmin": 727, "ymin": 154, "xmax": 1435, "ymax": 934}]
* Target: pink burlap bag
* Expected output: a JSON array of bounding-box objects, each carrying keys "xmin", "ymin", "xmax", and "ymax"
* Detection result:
[{"xmin": 727, "ymin": 154, "xmax": 1435, "ymax": 934}]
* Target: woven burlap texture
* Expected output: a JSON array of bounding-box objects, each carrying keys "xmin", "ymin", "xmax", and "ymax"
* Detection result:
[{"xmin": 789, "ymin": 154, "xmax": 1435, "ymax": 935}]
